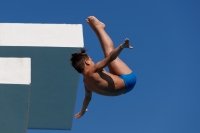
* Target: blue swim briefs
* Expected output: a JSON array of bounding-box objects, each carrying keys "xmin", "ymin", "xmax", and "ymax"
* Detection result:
[{"xmin": 119, "ymin": 72, "xmax": 137, "ymax": 93}]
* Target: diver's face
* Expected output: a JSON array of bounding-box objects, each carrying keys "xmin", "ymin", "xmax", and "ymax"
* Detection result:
[
  {"xmin": 85, "ymin": 56, "xmax": 95, "ymax": 67},
  {"xmin": 88, "ymin": 57, "xmax": 95, "ymax": 66}
]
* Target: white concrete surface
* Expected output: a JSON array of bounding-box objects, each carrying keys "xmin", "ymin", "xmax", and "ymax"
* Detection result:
[
  {"xmin": 0, "ymin": 23, "xmax": 83, "ymax": 47},
  {"xmin": 0, "ymin": 57, "xmax": 31, "ymax": 84}
]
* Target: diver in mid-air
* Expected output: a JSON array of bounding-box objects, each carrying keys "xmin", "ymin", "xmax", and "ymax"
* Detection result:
[{"xmin": 70, "ymin": 16, "xmax": 137, "ymax": 118}]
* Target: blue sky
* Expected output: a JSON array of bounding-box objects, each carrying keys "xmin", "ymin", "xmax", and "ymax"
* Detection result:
[{"xmin": 1, "ymin": 0, "xmax": 200, "ymax": 133}]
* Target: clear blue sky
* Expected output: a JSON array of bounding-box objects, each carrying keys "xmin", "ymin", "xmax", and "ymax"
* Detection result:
[{"xmin": 1, "ymin": 0, "xmax": 200, "ymax": 133}]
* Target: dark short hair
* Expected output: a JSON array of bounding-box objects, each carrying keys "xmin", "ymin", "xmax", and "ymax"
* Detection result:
[{"xmin": 70, "ymin": 48, "xmax": 89, "ymax": 73}]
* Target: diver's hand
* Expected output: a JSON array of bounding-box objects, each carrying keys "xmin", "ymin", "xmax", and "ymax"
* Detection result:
[
  {"xmin": 121, "ymin": 38, "xmax": 133, "ymax": 49},
  {"xmin": 75, "ymin": 109, "xmax": 88, "ymax": 119},
  {"xmin": 75, "ymin": 111, "xmax": 84, "ymax": 118}
]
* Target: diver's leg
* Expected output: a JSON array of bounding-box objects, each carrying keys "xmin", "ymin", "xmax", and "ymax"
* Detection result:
[{"xmin": 87, "ymin": 16, "xmax": 132, "ymax": 75}]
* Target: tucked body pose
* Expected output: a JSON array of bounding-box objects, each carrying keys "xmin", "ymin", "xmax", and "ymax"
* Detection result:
[{"xmin": 70, "ymin": 16, "xmax": 136, "ymax": 118}]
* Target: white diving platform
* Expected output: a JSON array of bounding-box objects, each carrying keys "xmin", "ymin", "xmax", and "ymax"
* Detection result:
[{"xmin": 0, "ymin": 23, "xmax": 84, "ymax": 131}]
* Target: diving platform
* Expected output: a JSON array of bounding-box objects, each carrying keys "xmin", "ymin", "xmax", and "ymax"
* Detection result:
[{"xmin": 0, "ymin": 23, "xmax": 83, "ymax": 132}]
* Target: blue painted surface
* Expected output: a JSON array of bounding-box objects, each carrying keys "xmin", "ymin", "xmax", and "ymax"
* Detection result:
[
  {"xmin": 0, "ymin": 84, "xmax": 30, "ymax": 133},
  {"xmin": 0, "ymin": 47, "xmax": 80, "ymax": 130}
]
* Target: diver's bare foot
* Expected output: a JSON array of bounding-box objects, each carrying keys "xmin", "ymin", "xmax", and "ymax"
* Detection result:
[{"xmin": 86, "ymin": 16, "xmax": 105, "ymax": 31}]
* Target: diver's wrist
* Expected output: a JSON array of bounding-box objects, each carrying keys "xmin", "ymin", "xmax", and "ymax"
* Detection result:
[{"xmin": 120, "ymin": 44, "xmax": 124, "ymax": 49}]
